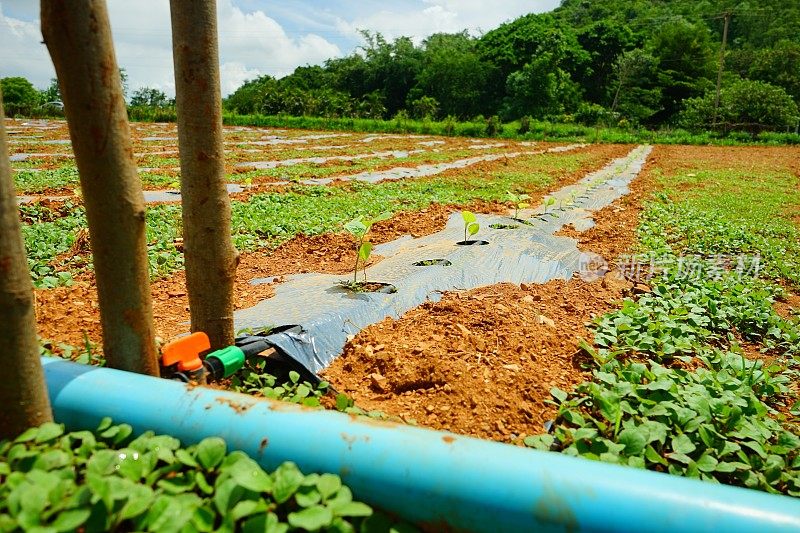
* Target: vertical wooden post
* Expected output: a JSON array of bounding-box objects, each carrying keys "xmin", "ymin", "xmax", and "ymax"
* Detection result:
[
  {"xmin": 0, "ymin": 90, "xmax": 53, "ymax": 438},
  {"xmin": 41, "ymin": 0, "xmax": 160, "ymax": 376},
  {"xmin": 170, "ymin": 0, "xmax": 239, "ymax": 349}
]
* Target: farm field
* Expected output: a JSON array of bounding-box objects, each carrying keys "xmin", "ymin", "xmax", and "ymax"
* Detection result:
[{"xmin": 11, "ymin": 118, "xmax": 800, "ymax": 497}]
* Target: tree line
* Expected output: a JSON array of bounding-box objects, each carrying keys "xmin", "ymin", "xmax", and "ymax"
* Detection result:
[{"xmin": 222, "ymin": 0, "xmax": 799, "ymax": 133}]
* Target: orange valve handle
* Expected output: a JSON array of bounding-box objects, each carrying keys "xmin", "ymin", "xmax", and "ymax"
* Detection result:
[{"xmin": 161, "ymin": 332, "xmax": 210, "ymax": 372}]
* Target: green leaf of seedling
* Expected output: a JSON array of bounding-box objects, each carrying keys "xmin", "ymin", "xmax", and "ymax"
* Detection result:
[
  {"xmin": 288, "ymin": 505, "xmax": 333, "ymax": 531},
  {"xmin": 334, "ymin": 501, "xmax": 373, "ymax": 518},
  {"xmin": 645, "ymin": 445, "xmax": 668, "ymax": 466},
  {"xmin": 343, "ymin": 217, "xmax": 367, "ymax": 237},
  {"xmin": 618, "ymin": 427, "xmax": 648, "ymax": 455},
  {"xmin": 231, "ymin": 500, "xmax": 268, "ymax": 521},
  {"xmin": 296, "ymin": 486, "xmax": 322, "ymax": 508},
  {"xmin": 35, "ymin": 422, "xmax": 64, "ymax": 444},
  {"xmin": 695, "ymin": 453, "xmax": 718, "ymax": 473},
  {"xmin": 227, "ymin": 456, "xmax": 272, "ymax": 493},
  {"xmin": 317, "ymin": 473, "xmax": 342, "ymax": 500},
  {"xmin": 467, "ymin": 222, "xmax": 479, "ymax": 236},
  {"xmin": 196, "ymin": 437, "xmax": 227, "ymax": 470},
  {"xmin": 461, "ymin": 211, "xmax": 476, "ymax": 224},
  {"xmin": 242, "ymin": 512, "xmax": 286, "ymax": 533},
  {"xmin": 671, "ymin": 434, "xmax": 696, "ymax": 455},
  {"xmin": 358, "ymin": 241, "xmax": 373, "ymax": 262},
  {"xmin": 51, "ymin": 508, "xmax": 92, "ymax": 532},
  {"xmin": 550, "ymin": 387, "xmax": 568, "ymax": 403},
  {"xmin": 335, "ymin": 394, "xmax": 354, "ymax": 411},
  {"xmin": 273, "ymin": 462, "xmax": 305, "ymax": 504},
  {"xmin": 369, "ymin": 211, "xmax": 392, "ymax": 225}
]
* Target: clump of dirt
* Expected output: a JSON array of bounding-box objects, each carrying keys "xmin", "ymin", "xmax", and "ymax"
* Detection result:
[{"xmin": 322, "ymin": 275, "xmax": 634, "ymax": 442}]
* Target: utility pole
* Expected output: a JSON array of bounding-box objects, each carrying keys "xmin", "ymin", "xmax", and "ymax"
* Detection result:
[{"xmin": 712, "ymin": 12, "xmax": 731, "ymax": 128}]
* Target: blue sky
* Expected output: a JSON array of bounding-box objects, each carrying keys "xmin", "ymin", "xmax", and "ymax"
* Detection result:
[{"xmin": 0, "ymin": 0, "xmax": 559, "ymax": 96}]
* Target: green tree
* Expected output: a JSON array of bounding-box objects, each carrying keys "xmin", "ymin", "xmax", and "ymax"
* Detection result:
[
  {"xmin": 0, "ymin": 77, "xmax": 39, "ymax": 116},
  {"xmin": 40, "ymin": 77, "xmax": 61, "ymax": 103},
  {"xmin": 224, "ymin": 75, "xmax": 275, "ymax": 114},
  {"xmin": 357, "ymin": 32, "xmax": 422, "ymax": 117},
  {"xmin": 681, "ymin": 79, "xmax": 799, "ymax": 134},
  {"xmin": 649, "ymin": 19, "xmax": 715, "ymax": 123},
  {"xmin": 611, "ymin": 48, "xmax": 661, "ymax": 124},
  {"xmin": 410, "ymin": 95, "xmax": 439, "ymax": 119},
  {"xmin": 130, "ymin": 87, "xmax": 170, "ymax": 108},
  {"xmin": 576, "ymin": 20, "xmax": 637, "ymax": 104},
  {"xmin": 735, "ymin": 40, "xmax": 800, "ymax": 105},
  {"xmin": 413, "ymin": 32, "xmax": 495, "ymax": 119},
  {"xmin": 502, "ymin": 31, "xmax": 583, "ymax": 120}
]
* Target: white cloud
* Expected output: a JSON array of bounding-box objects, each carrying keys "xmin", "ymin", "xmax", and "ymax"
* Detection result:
[
  {"xmin": 0, "ymin": 4, "xmax": 54, "ymax": 88},
  {"xmin": 335, "ymin": 0, "xmax": 559, "ymax": 44},
  {"xmin": 0, "ymin": 0, "xmax": 342, "ymax": 96},
  {"xmin": 216, "ymin": 0, "xmax": 341, "ymax": 80},
  {"xmin": 0, "ymin": 0, "xmax": 559, "ymax": 96},
  {"xmin": 219, "ymin": 61, "xmax": 262, "ymax": 96}
]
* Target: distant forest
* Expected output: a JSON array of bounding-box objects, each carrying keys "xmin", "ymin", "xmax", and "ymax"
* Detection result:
[{"xmin": 222, "ymin": 0, "xmax": 800, "ymax": 132}]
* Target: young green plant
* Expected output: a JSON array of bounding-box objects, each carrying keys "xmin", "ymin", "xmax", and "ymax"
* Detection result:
[
  {"xmin": 542, "ymin": 196, "xmax": 556, "ymax": 215},
  {"xmin": 343, "ymin": 212, "xmax": 390, "ymax": 286},
  {"xmin": 506, "ymin": 191, "xmax": 531, "ymax": 219},
  {"xmin": 461, "ymin": 210, "xmax": 480, "ymax": 242}
]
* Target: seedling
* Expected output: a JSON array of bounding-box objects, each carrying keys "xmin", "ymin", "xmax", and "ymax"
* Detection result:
[
  {"xmin": 342, "ymin": 212, "xmax": 390, "ymax": 288},
  {"xmin": 560, "ymin": 191, "xmax": 577, "ymax": 210},
  {"xmin": 461, "ymin": 210, "xmax": 480, "ymax": 242},
  {"xmin": 542, "ymin": 196, "xmax": 556, "ymax": 215},
  {"xmin": 506, "ymin": 191, "xmax": 531, "ymax": 219}
]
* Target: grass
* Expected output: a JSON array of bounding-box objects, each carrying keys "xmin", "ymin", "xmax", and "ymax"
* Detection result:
[{"xmin": 217, "ymin": 113, "xmax": 800, "ymax": 146}]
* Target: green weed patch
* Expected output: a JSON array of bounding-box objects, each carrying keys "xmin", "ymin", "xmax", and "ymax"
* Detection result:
[{"xmin": 0, "ymin": 420, "xmax": 412, "ymax": 532}]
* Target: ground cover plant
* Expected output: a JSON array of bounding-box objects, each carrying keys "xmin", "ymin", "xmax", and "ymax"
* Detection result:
[
  {"xmin": 229, "ymin": 149, "xmax": 475, "ymax": 184},
  {"xmin": 0, "ymin": 419, "xmax": 415, "ymax": 532},
  {"xmin": 13, "ymin": 166, "xmax": 79, "ymax": 193},
  {"xmin": 525, "ymin": 156, "xmax": 800, "ymax": 496}
]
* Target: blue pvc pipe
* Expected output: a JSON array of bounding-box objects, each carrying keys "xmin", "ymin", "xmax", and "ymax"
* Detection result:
[{"xmin": 43, "ymin": 358, "xmax": 800, "ymax": 532}]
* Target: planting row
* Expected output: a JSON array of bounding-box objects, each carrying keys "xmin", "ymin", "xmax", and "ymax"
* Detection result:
[
  {"xmin": 19, "ymin": 145, "xmax": 620, "ymax": 289},
  {"xmin": 7, "ymin": 119, "xmax": 528, "ymax": 194}
]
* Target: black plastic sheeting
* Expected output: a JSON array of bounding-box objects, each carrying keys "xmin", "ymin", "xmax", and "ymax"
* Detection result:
[{"xmin": 234, "ymin": 145, "xmax": 653, "ymax": 374}]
